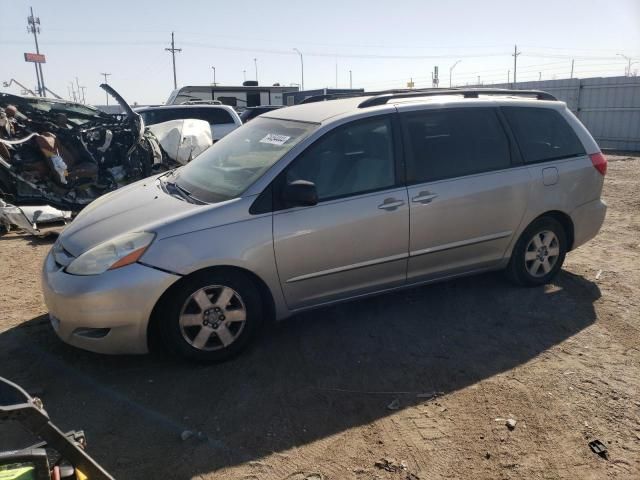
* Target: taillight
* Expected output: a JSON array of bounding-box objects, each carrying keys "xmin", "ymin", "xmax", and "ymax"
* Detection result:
[{"xmin": 590, "ymin": 152, "xmax": 607, "ymax": 176}]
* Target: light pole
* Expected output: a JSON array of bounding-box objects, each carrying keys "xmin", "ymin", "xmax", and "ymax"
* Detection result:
[
  {"xmin": 449, "ymin": 60, "xmax": 461, "ymax": 88},
  {"xmin": 349, "ymin": 70, "xmax": 352, "ymax": 89},
  {"xmin": 293, "ymin": 48, "xmax": 304, "ymax": 90},
  {"xmin": 254, "ymin": 58, "xmax": 258, "ymax": 83},
  {"xmin": 617, "ymin": 53, "xmax": 632, "ymax": 76},
  {"xmin": 211, "ymin": 66, "xmax": 216, "ymax": 86}
]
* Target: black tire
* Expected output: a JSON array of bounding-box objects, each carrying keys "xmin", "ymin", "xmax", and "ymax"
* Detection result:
[
  {"xmin": 506, "ymin": 217, "xmax": 567, "ymax": 287},
  {"xmin": 159, "ymin": 270, "xmax": 263, "ymax": 362}
]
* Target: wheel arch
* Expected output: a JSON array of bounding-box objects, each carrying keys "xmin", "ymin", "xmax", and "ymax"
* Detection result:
[
  {"xmin": 147, "ymin": 265, "xmax": 276, "ymax": 352},
  {"xmin": 532, "ymin": 210, "xmax": 575, "ymax": 251}
]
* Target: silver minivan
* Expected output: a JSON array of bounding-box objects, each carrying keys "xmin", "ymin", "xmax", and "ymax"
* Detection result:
[{"xmin": 42, "ymin": 89, "xmax": 607, "ymax": 362}]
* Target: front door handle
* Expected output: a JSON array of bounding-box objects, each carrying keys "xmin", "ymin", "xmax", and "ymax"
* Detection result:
[
  {"xmin": 412, "ymin": 191, "xmax": 438, "ymax": 204},
  {"xmin": 377, "ymin": 198, "xmax": 405, "ymax": 211}
]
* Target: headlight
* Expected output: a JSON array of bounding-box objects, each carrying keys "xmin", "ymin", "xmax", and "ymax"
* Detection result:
[{"xmin": 66, "ymin": 232, "xmax": 156, "ymax": 276}]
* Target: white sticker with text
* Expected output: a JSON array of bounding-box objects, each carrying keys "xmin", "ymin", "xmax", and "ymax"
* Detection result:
[{"xmin": 259, "ymin": 133, "xmax": 291, "ymax": 146}]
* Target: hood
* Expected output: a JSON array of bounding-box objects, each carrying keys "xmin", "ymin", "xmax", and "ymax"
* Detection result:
[{"xmin": 59, "ymin": 175, "xmax": 200, "ymax": 257}]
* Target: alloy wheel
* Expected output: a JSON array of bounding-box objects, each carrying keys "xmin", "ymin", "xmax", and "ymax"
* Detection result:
[
  {"xmin": 524, "ymin": 230, "xmax": 560, "ymax": 278},
  {"xmin": 178, "ymin": 285, "xmax": 247, "ymax": 351}
]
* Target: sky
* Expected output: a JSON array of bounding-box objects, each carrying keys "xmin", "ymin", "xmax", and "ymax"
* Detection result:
[{"xmin": 1, "ymin": 0, "xmax": 639, "ymax": 105}]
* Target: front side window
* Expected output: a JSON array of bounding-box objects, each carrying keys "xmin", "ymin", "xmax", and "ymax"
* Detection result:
[
  {"xmin": 502, "ymin": 107, "xmax": 585, "ymax": 163},
  {"xmin": 175, "ymin": 117, "xmax": 317, "ymax": 203},
  {"xmin": 403, "ymin": 108, "xmax": 511, "ymax": 183},
  {"xmin": 284, "ymin": 116, "xmax": 396, "ymax": 201}
]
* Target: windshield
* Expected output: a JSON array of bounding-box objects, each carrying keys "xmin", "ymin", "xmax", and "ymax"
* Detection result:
[{"xmin": 175, "ymin": 117, "xmax": 317, "ymax": 202}]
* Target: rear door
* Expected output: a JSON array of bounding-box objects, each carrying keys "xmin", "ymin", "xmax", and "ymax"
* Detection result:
[
  {"xmin": 400, "ymin": 107, "xmax": 530, "ymax": 282},
  {"xmin": 272, "ymin": 115, "xmax": 409, "ymax": 309}
]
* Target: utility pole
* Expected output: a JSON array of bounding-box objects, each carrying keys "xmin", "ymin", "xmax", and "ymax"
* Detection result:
[
  {"xmin": 100, "ymin": 72, "xmax": 111, "ymax": 105},
  {"xmin": 477, "ymin": 75, "xmax": 481, "ymax": 86},
  {"xmin": 211, "ymin": 66, "xmax": 216, "ymax": 86},
  {"xmin": 165, "ymin": 31, "xmax": 182, "ymax": 89},
  {"xmin": 293, "ymin": 48, "xmax": 304, "ymax": 90},
  {"xmin": 27, "ymin": 7, "xmax": 45, "ymax": 97},
  {"xmin": 512, "ymin": 44, "xmax": 521, "ymax": 86},
  {"xmin": 449, "ymin": 60, "xmax": 461, "ymax": 88},
  {"xmin": 253, "ymin": 58, "xmax": 258, "ymax": 83},
  {"xmin": 69, "ymin": 82, "xmax": 77, "ymax": 102},
  {"xmin": 539, "ymin": 72, "xmax": 542, "ymax": 81},
  {"xmin": 617, "ymin": 53, "xmax": 634, "ymax": 76},
  {"xmin": 570, "ymin": 59, "xmax": 574, "ymax": 79},
  {"xmin": 349, "ymin": 70, "xmax": 352, "ymax": 89},
  {"xmin": 508, "ymin": 70, "xmax": 510, "ymax": 86}
]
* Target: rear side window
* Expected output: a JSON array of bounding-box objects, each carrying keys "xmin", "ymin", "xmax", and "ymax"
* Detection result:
[
  {"xmin": 403, "ymin": 108, "xmax": 511, "ymax": 183},
  {"xmin": 194, "ymin": 108, "xmax": 234, "ymax": 124},
  {"xmin": 502, "ymin": 107, "xmax": 585, "ymax": 163}
]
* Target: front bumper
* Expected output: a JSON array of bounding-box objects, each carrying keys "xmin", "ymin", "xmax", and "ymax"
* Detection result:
[
  {"xmin": 42, "ymin": 252, "xmax": 180, "ymax": 354},
  {"xmin": 571, "ymin": 198, "xmax": 607, "ymax": 250}
]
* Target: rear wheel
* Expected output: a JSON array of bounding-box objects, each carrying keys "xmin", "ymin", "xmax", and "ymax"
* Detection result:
[
  {"xmin": 159, "ymin": 270, "xmax": 262, "ymax": 362},
  {"xmin": 506, "ymin": 217, "xmax": 567, "ymax": 287}
]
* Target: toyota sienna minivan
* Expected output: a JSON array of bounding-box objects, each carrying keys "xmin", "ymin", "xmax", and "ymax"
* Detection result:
[{"xmin": 42, "ymin": 89, "xmax": 607, "ymax": 362}]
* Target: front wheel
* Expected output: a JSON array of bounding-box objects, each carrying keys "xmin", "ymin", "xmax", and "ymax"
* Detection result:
[
  {"xmin": 506, "ymin": 217, "xmax": 567, "ymax": 287},
  {"xmin": 159, "ymin": 270, "xmax": 262, "ymax": 362}
]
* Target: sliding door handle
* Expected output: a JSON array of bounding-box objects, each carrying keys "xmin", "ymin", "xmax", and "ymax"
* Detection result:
[
  {"xmin": 378, "ymin": 198, "xmax": 405, "ymax": 210},
  {"xmin": 412, "ymin": 191, "xmax": 438, "ymax": 204}
]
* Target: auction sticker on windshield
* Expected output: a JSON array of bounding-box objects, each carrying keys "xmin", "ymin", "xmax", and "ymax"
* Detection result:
[{"xmin": 260, "ymin": 134, "xmax": 291, "ymax": 146}]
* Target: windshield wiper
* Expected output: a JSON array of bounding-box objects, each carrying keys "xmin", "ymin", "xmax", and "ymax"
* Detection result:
[{"xmin": 161, "ymin": 177, "xmax": 204, "ymax": 204}]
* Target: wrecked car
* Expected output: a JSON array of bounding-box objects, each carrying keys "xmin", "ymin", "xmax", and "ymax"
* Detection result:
[{"xmin": 0, "ymin": 84, "xmax": 212, "ymax": 214}]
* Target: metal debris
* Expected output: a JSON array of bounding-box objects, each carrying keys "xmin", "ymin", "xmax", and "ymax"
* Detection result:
[
  {"xmin": 0, "ymin": 198, "xmax": 70, "ymax": 235},
  {"xmin": 0, "ymin": 84, "xmax": 211, "ymax": 214},
  {"xmin": 588, "ymin": 439, "xmax": 608, "ymax": 459}
]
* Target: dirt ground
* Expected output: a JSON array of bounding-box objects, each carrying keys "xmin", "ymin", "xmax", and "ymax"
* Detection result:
[{"xmin": 1, "ymin": 155, "xmax": 638, "ymax": 480}]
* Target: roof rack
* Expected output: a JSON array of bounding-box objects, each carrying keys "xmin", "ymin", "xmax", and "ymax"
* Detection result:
[
  {"xmin": 357, "ymin": 88, "xmax": 557, "ymax": 108},
  {"xmin": 299, "ymin": 87, "xmax": 444, "ymax": 105}
]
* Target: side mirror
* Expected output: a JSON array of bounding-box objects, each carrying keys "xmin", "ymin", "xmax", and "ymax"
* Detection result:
[{"xmin": 281, "ymin": 180, "xmax": 318, "ymax": 207}]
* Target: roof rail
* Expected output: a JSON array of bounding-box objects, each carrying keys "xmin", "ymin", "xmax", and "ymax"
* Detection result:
[
  {"xmin": 299, "ymin": 87, "xmax": 443, "ymax": 105},
  {"xmin": 357, "ymin": 88, "xmax": 557, "ymax": 108}
]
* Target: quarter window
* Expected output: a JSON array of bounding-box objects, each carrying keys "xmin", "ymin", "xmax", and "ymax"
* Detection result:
[
  {"xmin": 284, "ymin": 117, "xmax": 396, "ymax": 201},
  {"xmin": 403, "ymin": 108, "xmax": 511, "ymax": 183},
  {"xmin": 502, "ymin": 107, "xmax": 585, "ymax": 163}
]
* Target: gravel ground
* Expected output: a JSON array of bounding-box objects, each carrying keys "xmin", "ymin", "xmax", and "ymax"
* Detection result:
[{"xmin": 1, "ymin": 155, "xmax": 638, "ymax": 480}]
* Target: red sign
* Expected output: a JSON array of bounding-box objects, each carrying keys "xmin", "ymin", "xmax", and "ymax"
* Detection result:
[{"xmin": 24, "ymin": 53, "xmax": 46, "ymax": 64}]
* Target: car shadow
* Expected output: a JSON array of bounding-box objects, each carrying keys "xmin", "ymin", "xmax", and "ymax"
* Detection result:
[{"xmin": 0, "ymin": 270, "xmax": 600, "ymax": 479}]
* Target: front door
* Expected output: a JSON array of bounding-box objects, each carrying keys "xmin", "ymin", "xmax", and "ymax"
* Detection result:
[
  {"xmin": 272, "ymin": 115, "xmax": 409, "ymax": 309},
  {"xmin": 400, "ymin": 107, "xmax": 530, "ymax": 281}
]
